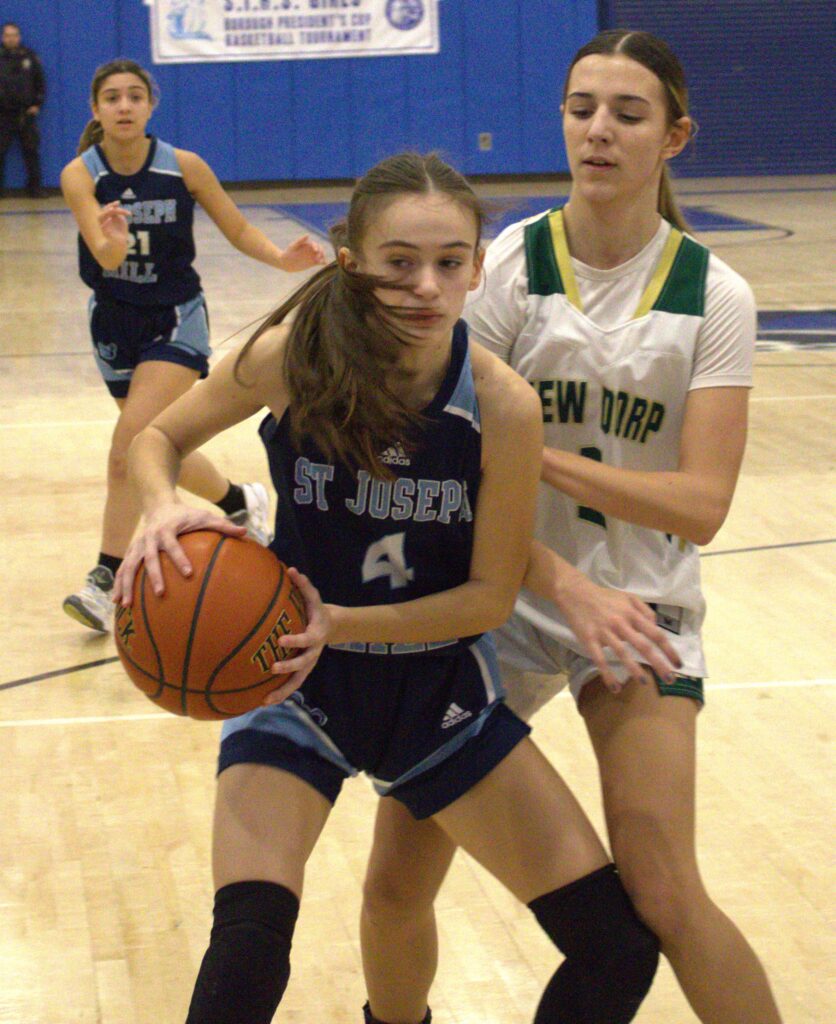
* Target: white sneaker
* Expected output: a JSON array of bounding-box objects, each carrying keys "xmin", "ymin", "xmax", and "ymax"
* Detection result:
[
  {"xmin": 63, "ymin": 565, "xmax": 115, "ymax": 632},
  {"xmin": 231, "ymin": 482, "xmax": 272, "ymax": 546}
]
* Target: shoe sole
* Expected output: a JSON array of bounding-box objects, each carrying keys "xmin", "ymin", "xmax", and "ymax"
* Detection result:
[{"xmin": 62, "ymin": 597, "xmax": 111, "ymax": 633}]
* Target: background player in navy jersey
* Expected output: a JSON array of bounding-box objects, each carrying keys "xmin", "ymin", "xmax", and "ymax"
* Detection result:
[
  {"xmin": 60, "ymin": 58, "xmax": 325, "ymax": 633},
  {"xmin": 360, "ymin": 31, "xmax": 783, "ymax": 1024},
  {"xmin": 113, "ymin": 152, "xmax": 661, "ymax": 1024}
]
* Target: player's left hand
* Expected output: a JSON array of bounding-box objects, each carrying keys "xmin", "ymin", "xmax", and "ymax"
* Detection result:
[
  {"xmin": 263, "ymin": 567, "xmax": 332, "ymax": 704},
  {"xmin": 277, "ymin": 233, "xmax": 328, "ymax": 272}
]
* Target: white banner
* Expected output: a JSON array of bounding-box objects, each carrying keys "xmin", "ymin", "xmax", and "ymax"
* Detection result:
[{"xmin": 148, "ymin": 0, "xmax": 440, "ymax": 64}]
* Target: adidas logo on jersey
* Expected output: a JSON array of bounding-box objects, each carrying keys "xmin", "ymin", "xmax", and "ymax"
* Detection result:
[
  {"xmin": 441, "ymin": 702, "xmax": 472, "ymax": 729},
  {"xmin": 121, "ymin": 188, "xmax": 137, "ymax": 200},
  {"xmin": 380, "ymin": 441, "xmax": 410, "ymax": 466}
]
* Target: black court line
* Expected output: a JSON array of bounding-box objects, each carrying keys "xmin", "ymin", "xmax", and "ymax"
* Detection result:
[
  {"xmin": 2, "ymin": 533, "xmax": 834, "ymax": 694},
  {"xmin": 0, "ymin": 655, "xmax": 119, "ymax": 691},
  {"xmin": 702, "ymin": 538, "xmax": 835, "ymax": 557}
]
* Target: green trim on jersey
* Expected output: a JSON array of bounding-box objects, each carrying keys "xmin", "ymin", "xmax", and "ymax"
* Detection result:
[
  {"xmin": 653, "ymin": 671, "xmax": 705, "ymax": 705},
  {"xmin": 652, "ymin": 234, "xmax": 710, "ymax": 317},
  {"xmin": 524, "ymin": 209, "xmax": 710, "ymax": 319},
  {"xmin": 524, "ymin": 207, "xmax": 566, "ymax": 297}
]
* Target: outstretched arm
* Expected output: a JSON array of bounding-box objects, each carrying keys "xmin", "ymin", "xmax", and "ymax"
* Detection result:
[
  {"xmin": 113, "ymin": 330, "xmax": 289, "ymax": 602},
  {"xmin": 178, "ymin": 150, "xmax": 327, "ymax": 272}
]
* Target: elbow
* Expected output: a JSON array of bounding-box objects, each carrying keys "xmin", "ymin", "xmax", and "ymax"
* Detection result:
[{"xmin": 685, "ymin": 503, "xmax": 730, "ymax": 547}]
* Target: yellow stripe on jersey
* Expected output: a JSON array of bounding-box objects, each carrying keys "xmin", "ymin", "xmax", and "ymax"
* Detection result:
[
  {"xmin": 548, "ymin": 209, "xmax": 582, "ymax": 311},
  {"xmin": 545, "ymin": 210, "xmax": 685, "ymax": 319},
  {"xmin": 632, "ymin": 226, "xmax": 684, "ymax": 319}
]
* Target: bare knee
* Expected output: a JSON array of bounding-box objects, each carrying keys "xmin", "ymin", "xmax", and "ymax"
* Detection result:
[
  {"xmin": 108, "ymin": 419, "xmax": 143, "ymax": 484},
  {"xmin": 615, "ymin": 847, "xmax": 710, "ymax": 948},
  {"xmin": 362, "ymin": 856, "xmax": 435, "ymax": 925}
]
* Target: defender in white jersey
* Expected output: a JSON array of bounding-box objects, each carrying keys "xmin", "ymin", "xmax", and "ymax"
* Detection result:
[
  {"xmin": 471, "ymin": 203, "xmax": 755, "ymax": 708},
  {"xmin": 361, "ymin": 30, "xmax": 783, "ymax": 1024}
]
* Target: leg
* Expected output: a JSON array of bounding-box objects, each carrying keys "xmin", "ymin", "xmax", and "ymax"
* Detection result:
[
  {"xmin": 581, "ymin": 677, "xmax": 783, "ymax": 1023},
  {"xmin": 361, "ymin": 801, "xmax": 455, "ymax": 1024},
  {"xmin": 101, "ymin": 360, "xmax": 228, "ymax": 558},
  {"xmin": 19, "ymin": 114, "xmax": 42, "ymax": 194},
  {"xmin": 0, "ymin": 117, "xmax": 13, "ymax": 191},
  {"xmin": 433, "ymin": 738, "xmax": 657, "ymax": 1024},
  {"xmin": 186, "ymin": 763, "xmax": 332, "ymax": 1024}
]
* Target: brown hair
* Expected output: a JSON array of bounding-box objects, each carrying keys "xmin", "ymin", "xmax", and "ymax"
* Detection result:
[
  {"xmin": 236, "ymin": 152, "xmax": 485, "ymax": 478},
  {"xmin": 564, "ymin": 29, "xmax": 692, "ymax": 230},
  {"xmin": 77, "ymin": 59, "xmax": 157, "ymax": 155}
]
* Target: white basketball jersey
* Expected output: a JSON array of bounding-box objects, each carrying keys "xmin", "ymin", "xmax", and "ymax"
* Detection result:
[{"xmin": 467, "ymin": 208, "xmax": 756, "ymax": 675}]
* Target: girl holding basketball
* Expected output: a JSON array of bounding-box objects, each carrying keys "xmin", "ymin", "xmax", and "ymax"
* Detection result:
[
  {"xmin": 359, "ymin": 31, "xmax": 783, "ymax": 1024},
  {"xmin": 115, "ymin": 152, "xmax": 666, "ymax": 1024},
  {"xmin": 61, "ymin": 58, "xmax": 325, "ymax": 634}
]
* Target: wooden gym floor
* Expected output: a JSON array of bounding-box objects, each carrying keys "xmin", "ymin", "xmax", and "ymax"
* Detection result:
[{"xmin": 0, "ymin": 174, "xmax": 833, "ymax": 1023}]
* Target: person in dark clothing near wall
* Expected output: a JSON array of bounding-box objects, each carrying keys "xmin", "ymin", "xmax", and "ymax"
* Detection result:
[{"xmin": 0, "ymin": 22, "xmax": 46, "ymax": 197}]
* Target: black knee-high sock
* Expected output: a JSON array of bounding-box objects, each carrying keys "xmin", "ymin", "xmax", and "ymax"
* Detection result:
[
  {"xmin": 529, "ymin": 865, "xmax": 659, "ymax": 1024},
  {"xmin": 363, "ymin": 1001, "xmax": 431, "ymax": 1024},
  {"xmin": 186, "ymin": 881, "xmax": 299, "ymax": 1024}
]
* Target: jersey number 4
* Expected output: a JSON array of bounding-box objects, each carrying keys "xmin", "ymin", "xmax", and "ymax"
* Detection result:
[{"xmin": 362, "ymin": 533, "xmax": 415, "ymax": 590}]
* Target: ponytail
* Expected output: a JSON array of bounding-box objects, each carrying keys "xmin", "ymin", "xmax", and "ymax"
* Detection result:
[
  {"xmin": 77, "ymin": 118, "xmax": 104, "ymax": 155},
  {"xmin": 235, "ymin": 256, "xmax": 418, "ymax": 480},
  {"xmin": 658, "ymin": 165, "xmax": 689, "ymax": 231},
  {"xmin": 236, "ymin": 152, "xmax": 485, "ymax": 480}
]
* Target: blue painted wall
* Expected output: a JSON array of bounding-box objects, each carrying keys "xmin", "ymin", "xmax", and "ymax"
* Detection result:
[
  {"xmin": 603, "ymin": 0, "xmax": 836, "ymax": 176},
  {"xmin": 1, "ymin": 0, "xmax": 829, "ymax": 189},
  {"xmin": 2, "ymin": 0, "xmax": 593, "ymax": 189}
]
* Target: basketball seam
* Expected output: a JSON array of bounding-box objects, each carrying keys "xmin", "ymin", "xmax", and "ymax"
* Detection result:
[
  {"xmin": 180, "ymin": 534, "xmax": 226, "ymax": 716},
  {"xmin": 139, "ymin": 566, "xmax": 165, "ymax": 698},
  {"xmin": 204, "ymin": 561, "xmax": 290, "ymax": 715}
]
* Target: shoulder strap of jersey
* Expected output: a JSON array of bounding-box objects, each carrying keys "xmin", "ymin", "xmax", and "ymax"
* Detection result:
[
  {"xmin": 523, "ymin": 206, "xmax": 572, "ymax": 300},
  {"xmin": 645, "ymin": 232, "xmax": 710, "ymax": 317},
  {"xmin": 148, "ymin": 138, "xmax": 182, "ymax": 176},
  {"xmin": 81, "ymin": 145, "xmax": 108, "ymax": 183}
]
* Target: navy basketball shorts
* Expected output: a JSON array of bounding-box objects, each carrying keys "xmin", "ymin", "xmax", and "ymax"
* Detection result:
[
  {"xmin": 218, "ymin": 633, "xmax": 531, "ymax": 819},
  {"xmin": 88, "ymin": 292, "xmax": 211, "ymax": 398}
]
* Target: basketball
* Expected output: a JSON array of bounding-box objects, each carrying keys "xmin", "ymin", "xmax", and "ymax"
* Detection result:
[{"xmin": 114, "ymin": 530, "xmax": 307, "ymax": 720}]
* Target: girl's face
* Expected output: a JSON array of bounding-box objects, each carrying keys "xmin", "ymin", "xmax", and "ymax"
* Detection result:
[
  {"xmin": 92, "ymin": 73, "xmax": 154, "ymax": 142},
  {"xmin": 347, "ymin": 193, "xmax": 483, "ymax": 348},
  {"xmin": 562, "ymin": 54, "xmax": 690, "ymax": 208}
]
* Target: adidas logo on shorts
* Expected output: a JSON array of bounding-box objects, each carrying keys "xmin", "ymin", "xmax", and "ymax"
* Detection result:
[
  {"xmin": 441, "ymin": 702, "xmax": 472, "ymax": 729},
  {"xmin": 380, "ymin": 441, "xmax": 410, "ymax": 466}
]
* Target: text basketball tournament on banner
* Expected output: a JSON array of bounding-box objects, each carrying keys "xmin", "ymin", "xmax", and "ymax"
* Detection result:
[{"xmin": 148, "ymin": 0, "xmax": 440, "ymax": 64}]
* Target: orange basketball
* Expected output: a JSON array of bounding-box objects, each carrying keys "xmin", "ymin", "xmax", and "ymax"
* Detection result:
[{"xmin": 114, "ymin": 530, "xmax": 306, "ymax": 720}]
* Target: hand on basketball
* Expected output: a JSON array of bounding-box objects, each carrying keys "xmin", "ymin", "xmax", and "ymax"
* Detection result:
[
  {"xmin": 557, "ymin": 574, "xmax": 682, "ymax": 693},
  {"xmin": 277, "ymin": 233, "xmax": 328, "ymax": 273},
  {"xmin": 114, "ymin": 504, "xmax": 246, "ymax": 604},
  {"xmin": 263, "ymin": 568, "xmax": 332, "ymax": 705}
]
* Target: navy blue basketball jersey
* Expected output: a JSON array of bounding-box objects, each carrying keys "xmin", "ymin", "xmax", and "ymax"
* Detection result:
[
  {"xmin": 78, "ymin": 136, "xmax": 201, "ymax": 306},
  {"xmin": 260, "ymin": 320, "xmax": 483, "ymax": 654}
]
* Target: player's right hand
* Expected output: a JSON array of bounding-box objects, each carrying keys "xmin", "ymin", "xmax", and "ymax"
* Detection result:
[{"xmin": 113, "ymin": 504, "xmax": 246, "ymax": 605}]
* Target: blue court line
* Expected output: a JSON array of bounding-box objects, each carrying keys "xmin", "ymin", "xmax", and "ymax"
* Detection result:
[{"xmin": 269, "ymin": 199, "xmax": 779, "ymax": 239}]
